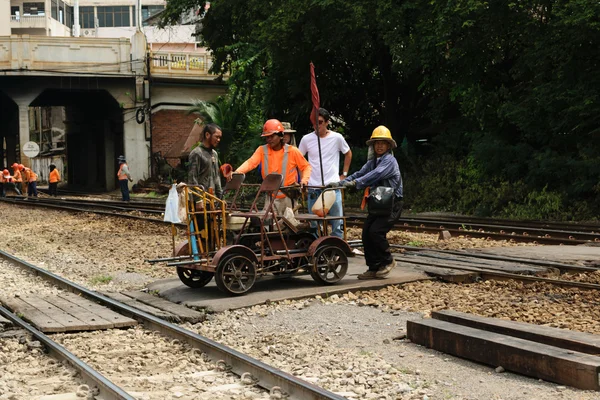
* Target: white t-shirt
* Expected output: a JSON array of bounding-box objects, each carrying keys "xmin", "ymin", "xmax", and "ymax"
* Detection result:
[{"xmin": 298, "ymin": 130, "xmax": 351, "ymax": 186}]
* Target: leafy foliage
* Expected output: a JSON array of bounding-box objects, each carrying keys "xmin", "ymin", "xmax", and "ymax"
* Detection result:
[{"xmin": 162, "ymin": 0, "xmax": 600, "ymax": 219}]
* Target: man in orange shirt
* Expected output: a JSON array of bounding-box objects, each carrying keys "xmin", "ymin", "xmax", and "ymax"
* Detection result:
[
  {"xmin": 49, "ymin": 164, "xmax": 61, "ymax": 196},
  {"xmin": 23, "ymin": 166, "xmax": 38, "ymax": 197},
  {"xmin": 229, "ymin": 119, "xmax": 311, "ymax": 214},
  {"xmin": 11, "ymin": 163, "xmax": 24, "ymax": 195}
]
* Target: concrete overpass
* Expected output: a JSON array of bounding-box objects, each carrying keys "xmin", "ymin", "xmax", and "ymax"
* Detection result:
[{"xmin": 0, "ymin": 34, "xmax": 226, "ymax": 191}]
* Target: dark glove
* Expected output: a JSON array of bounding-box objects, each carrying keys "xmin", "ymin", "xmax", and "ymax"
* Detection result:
[
  {"xmin": 342, "ymin": 180, "xmax": 356, "ymax": 189},
  {"xmin": 328, "ymin": 181, "xmax": 342, "ymax": 188}
]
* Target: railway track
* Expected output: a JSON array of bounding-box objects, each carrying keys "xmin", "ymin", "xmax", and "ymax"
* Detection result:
[
  {"xmin": 0, "ymin": 305, "xmax": 135, "ymax": 400},
  {"xmin": 388, "ymin": 246, "xmax": 600, "ymax": 291},
  {"xmin": 0, "ymin": 249, "xmax": 346, "ymax": 400},
  {"xmin": 3, "ymin": 193, "xmax": 600, "ymax": 245}
]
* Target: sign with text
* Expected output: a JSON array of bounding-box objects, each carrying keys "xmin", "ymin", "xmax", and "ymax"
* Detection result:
[{"xmin": 23, "ymin": 141, "xmax": 40, "ymax": 158}]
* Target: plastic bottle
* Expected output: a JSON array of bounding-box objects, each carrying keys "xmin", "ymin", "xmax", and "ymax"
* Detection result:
[{"xmin": 311, "ymin": 190, "xmax": 336, "ymax": 217}]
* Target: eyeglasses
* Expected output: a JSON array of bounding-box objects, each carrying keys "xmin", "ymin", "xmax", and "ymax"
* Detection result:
[{"xmin": 318, "ymin": 120, "xmax": 326, "ymax": 125}]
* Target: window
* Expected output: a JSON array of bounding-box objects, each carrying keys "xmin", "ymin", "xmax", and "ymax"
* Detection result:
[
  {"xmin": 51, "ymin": 0, "xmax": 57, "ymax": 19},
  {"xmin": 79, "ymin": 6, "xmax": 94, "ymax": 28},
  {"xmin": 11, "ymin": 6, "xmax": 20, "ymax": 19},
  {"xmin": 65, "ymin": 5, "xmax": 73, "ymax": 27},
  {"xmin": 59, "ymin": 0, "xmax": 64, "ymax": 23},
  {"xmin": 97, "ymin": 6, "xmax": 130, "ymax": 27},
  {"xmin": 141, "ymin": 5, "xmax": 164, "ymax": 26},
  {"xmin": 23, "ymin": 3, "xmax": 45, "ymax": 16}
]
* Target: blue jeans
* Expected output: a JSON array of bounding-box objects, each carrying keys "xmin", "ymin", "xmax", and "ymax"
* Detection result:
[
  {"xmin": 307, "ymin": 189, "xmax": 344, "ymax": 238},
  {"xmin": 119, "ymin": 179, "xmax": 130, "ymax": 201},
  {"xmin": 27, "ymin": 181, "xmax": 38, "ymax": 197}
]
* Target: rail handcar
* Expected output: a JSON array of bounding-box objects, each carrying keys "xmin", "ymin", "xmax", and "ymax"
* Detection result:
[{"xmin": 149, "ymin": 173, "xmax": 353, "ymax": 296}]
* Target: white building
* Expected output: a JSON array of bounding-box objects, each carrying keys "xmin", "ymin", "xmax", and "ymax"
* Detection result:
[{"xmin": 0, "ymin": 0, "xmax": 224, "ymax": 191}]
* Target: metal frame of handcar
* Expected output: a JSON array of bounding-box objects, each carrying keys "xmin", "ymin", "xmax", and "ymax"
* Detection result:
[{"xmin": 148, "ymin": 173, "xmax": 353, "ymax": 296}]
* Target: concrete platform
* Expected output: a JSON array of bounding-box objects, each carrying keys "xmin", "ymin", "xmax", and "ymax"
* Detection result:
[{"xmin": 148, "ymin": 257, "xmax": 430, "ymax": 312}]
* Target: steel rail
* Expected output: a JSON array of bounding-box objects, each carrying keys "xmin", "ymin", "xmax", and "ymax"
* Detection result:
[
  {"xmin": 0, "ymin": 198, "xmax": 168, "ymax": 224},
  {"xmin": 396, "ymin": 217, "xmax": 600, "ymax": 241},
  {"xmin": 0, "ymin": 249, "xmax": 346, "ymax": 400},
  {"xmin": 0, "ymin": 305, "xmax": 135, "ymax": 400},
  {"xmin": 395, "ymin": 256, "xmax": 600, "ymax": 291},
  {"xmin": 346, "ymin": 217, "xmax": 590, "ymax": 245},
  {"xmin": 402, "ymin": 214, "xmax": 600, "ymax": 232}
]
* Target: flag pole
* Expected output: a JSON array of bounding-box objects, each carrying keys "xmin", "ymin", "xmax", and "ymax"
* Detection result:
[{"xmin": 310, "ymin": 62, "xmax": 325, "ymax": 187}]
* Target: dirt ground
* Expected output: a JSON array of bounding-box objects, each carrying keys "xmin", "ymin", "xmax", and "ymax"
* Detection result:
[{"xmin": 1, "ymin": 203, "xmax": 599, "ymax": 399}]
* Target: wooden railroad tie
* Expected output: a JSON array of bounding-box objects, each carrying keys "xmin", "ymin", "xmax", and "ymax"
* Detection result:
[
  {"xmin": 407, "ymin": 310, "xmax": 600, "ymax": 390},
  {"xmin": 0, "ymin": 292, "xmax": 137, "ymax": 333}
]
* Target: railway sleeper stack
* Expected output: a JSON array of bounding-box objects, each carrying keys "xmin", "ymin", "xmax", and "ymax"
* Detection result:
[{"xmin": 407, "ymin": 310, "xmax": 600, "ymax": 390}]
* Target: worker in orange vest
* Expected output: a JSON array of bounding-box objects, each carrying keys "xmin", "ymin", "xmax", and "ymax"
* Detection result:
[
  {"xmin": 227, "ymin": 119, "xmax": 311, "ymax": 215},
  {"xmin": 19, "ymin": 164, "xmax": 27, "ymax": 196},
  {"xmin": 0, "ymin": 169, "xmax": 9, "ymax": 197},
  {"xmin": 11, "ymin": 163, "xmax": 24, "ymax": 195},
  {"xmin": 23, "ymin": 166, "xmax": 38, "ymax": 197},
  {"xmin": 3, "ymin": 168, "xmax": 20, "ymax": 195},
  {"xmin": 117, "ymin": 155, "xmax": 133, "ymax": 201},
  {"xmin": 49, "ymin": 164, "xmax": 61, "ymax": 196}
]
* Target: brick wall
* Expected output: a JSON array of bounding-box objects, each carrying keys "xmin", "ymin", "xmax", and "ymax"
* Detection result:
[{"xmin": 152, "ymin": 109, "xmax": 197, "ymax": 167}]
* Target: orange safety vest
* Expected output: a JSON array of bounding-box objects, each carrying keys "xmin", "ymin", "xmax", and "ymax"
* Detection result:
[
  {"xmin": 49, "ymin": 169, "xmax": 60, "ymax": 183},
  {"xmin": 12, "ymin": 169, "xmax": 22, "ymax": 183},
  {"xmin": 25, "ymin": 168, "xmax": 37, "ymax": 182},
  {"xmin": 117, "ymin": 163, "xmax": 129, "ymax": 180}
]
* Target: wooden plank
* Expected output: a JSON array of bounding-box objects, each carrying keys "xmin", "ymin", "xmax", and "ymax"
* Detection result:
[
  {"xmin": 59, "ymin": 292, "xmax": 137, "ymax": 328},
  {"xmin": 407, "ymin": 318, "xmax": 600, "ymax": 390},
  {"xmin": 19, "ymin": 295, "xmax": 90, "ymax": 331},
  {"xmin": 404, "ymin": 262, "xmax": 478, "ymax": 283},
  {"xmin": 102, "ymin": 292, "xmax": 180, "ymax": 322},
  {"xmin": 1, "ymin": 296, "xmax": 65, "ymax": 332},
  {"xmin": 432, "ymin": 310, "xmax": 600, "ymax": 356},
  {"xmin": 405, "ymin": 253, "xmax": 551, "ymax": 275},
  {"xmin": 122, "ymin": 291, "xmax": 205, "ymax": 323},
  {"xmin": 44, "ymin": 295, "xmax": 115, "ymax": 330},
  {"xmin": 0, "ymin": 314, "xmax": 11, "ymax": 325}
]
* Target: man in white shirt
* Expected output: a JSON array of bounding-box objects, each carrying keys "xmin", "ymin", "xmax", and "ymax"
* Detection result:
[{"xmin": 298, "ymin": 108, "xmax": 352, "ymax": 238}]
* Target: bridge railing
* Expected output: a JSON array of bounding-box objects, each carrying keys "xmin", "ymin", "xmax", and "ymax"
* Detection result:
[{"xmin": 150, "ymin": 51, "xmax": 218, "ymax": 78}]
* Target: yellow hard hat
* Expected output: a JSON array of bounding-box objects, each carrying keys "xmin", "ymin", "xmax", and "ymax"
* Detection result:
[{"xmin": 366, "ymin": 125, "xmax": 397, "ymax": 148}]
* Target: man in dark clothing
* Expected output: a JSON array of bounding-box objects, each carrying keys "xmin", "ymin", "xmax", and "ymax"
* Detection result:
[
  {"xmin": 188, "ymin": 123, "xmax": 223, "ymax": 197},
  {"xmin": 331, "ymin": 125, "xmax": 403, "ymax": 279}
]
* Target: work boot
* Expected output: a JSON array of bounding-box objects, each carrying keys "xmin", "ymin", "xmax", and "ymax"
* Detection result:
[
  {"xmin": 357, "ymin": 270, "xmax": 378, "ymax": 280},
  {"xmin": 375, "ymin": 261, "xmax": 396, "ymax": 278}
]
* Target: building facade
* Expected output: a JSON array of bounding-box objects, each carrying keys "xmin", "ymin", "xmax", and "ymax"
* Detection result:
[{"xmin": 0, "ymin": 0, "xmax": 224, "ymax": 190}]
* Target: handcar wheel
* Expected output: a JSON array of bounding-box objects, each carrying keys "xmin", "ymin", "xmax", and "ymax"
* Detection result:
[
  {"xmin": 215, "ymin": 254, "xmax": 257, "ymax": 296},
  {"xmin": 176, "ymin": 267, "xmax": 214, "ymax": 288},
  {"xmin": 310, "ymin": 245, "xmax": 348, "ymax": 285},
  {"xmin": 174, "ymin": 240, "xmax": 214, "ymax": 288}
]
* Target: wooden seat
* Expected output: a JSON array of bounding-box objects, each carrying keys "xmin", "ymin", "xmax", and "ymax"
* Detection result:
[
  {"xmin": 294, "ymin": 213, "xmax": 346, "ymax": 221},
  {"xmin": 223, "ymin": 173, "xmax": 245, "ymax": 210}
]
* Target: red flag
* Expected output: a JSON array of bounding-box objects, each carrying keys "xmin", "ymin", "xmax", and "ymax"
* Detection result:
[{"xmin": 310, "ymin": 62, "xmax": 320, "ymax": 129}]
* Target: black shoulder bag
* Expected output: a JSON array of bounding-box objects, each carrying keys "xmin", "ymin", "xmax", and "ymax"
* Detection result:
[{"xmin": 367, "ymin": 186, "xmax": 395, "ymax": 216}]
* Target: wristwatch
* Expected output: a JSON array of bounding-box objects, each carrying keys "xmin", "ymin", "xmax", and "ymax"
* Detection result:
[{"xmin": 342, "ymin": 171, "xmax": 348, "ymax": 176}]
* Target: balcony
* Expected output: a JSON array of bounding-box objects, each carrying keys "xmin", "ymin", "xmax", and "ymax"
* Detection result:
[
  {"xmin": 150, "ymin": 50, "xmax": 219, "ymax": 80},
  {"xmin": 10, "ymin": 15, "xmax": 48, "ymax": 29},
  {"xmin": 0, "ymin": 35, "xmax": 133, "ymax": 76}
]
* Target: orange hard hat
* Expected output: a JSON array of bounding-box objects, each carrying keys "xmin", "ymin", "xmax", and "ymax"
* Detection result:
[
  {"xmin": 2, "ymin": 169, "xmax": 8, "ymax": 175},
  {"xmin": 261, "ymin": 119, "xmax": 284, "ymax": 137},
  {"xmin": 18, "ymin": 164, "xmax": 24, "ymax": 170},
  {"xmin": 11, "ymin": 163, "xmax": 19, "ymax": 169}
]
